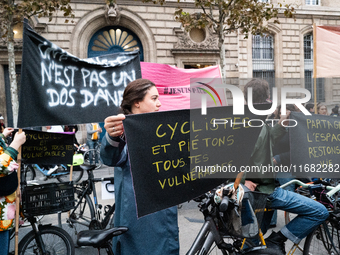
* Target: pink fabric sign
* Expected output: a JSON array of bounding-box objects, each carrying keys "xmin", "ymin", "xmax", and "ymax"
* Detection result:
[
  {"xmin": 141, "ymin": 62, "xmax": 225, "ymax": 111},
  {"xmin": 316, "ymin": 26, "xmax": 340, "ymax": 78}
]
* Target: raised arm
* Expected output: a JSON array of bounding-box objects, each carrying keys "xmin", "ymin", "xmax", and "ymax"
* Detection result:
[{"xmin": 100, "ymin": 114, "xmax": 127, "ymax": 167}]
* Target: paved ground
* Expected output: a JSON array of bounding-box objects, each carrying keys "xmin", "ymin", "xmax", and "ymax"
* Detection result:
[{"xmin": 10, "ymin": 165, "xmax": 300, "ymax": 255}]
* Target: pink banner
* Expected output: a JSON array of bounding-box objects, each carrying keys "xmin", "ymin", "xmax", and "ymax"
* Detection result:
[
  {"xmin": 141, "ymin": 62, "xmax": 225, "ymax": 111},
  {"xmin": 316, "ymin": 26, "xmax": 340, "ymax": 78}
]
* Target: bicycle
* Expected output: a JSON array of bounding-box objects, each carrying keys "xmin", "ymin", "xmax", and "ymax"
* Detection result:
[
  {"xmin": 65, "ymin": 164, "xmax": 115, "ymax": 245},
  {"xmin": 21, "ymin": 163, "xmax": 84, "ymax": 183},
  {"xmin": 21, "ymin": 145, "xmax": 86, "ymax": 183},
  {"xmin": 9, "ymin": 182, "xmax": 76, "ymax": 255},
  {"xmin": 284, "ymin": 178, "xmax": 340, "ymax": 225},
  {"xmin": 187, "ymin": 177, "xmax": 340, "ymax": 255},
  {"xmin": 83, "ymin": 142, "xmax": 102, "ymax": 170},
  {"xmin": 280, "ymin": 179, "xmax": 340, "ymax": 255},
  {"xmin": 186, "ymin": 180, "xmax": 276, "ymax": 255}
]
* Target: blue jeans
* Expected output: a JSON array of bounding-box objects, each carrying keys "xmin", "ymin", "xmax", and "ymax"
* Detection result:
[
  {"xmin": 270, "ymin": 178, "xmax": 295, "ymax": 226},
  {"xmin": 267, "ymin": 187, "xmax": 329, "ymax": 243},
  {"xmin": 87, "ymin": 139, "xmax": 99, "ymax": 164},
  {"xmin": 0, "ymin": 230, "xmax": 10, "ymax": 255}
]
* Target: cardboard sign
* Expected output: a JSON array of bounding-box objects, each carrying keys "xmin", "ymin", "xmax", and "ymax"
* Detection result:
[
  {"xmin": 18, "ymin": 21, "xmax": 141, "ymax": 128},
  {"xmin": 290, "ymin": 112, "xmax": 340, "ymax": 178},
  {"xmin": 18, "ymin": 129, "xmax": 74, "ymax": 164},
  {"xmin": 124, "ymin": 106, "xmax": 268, "ymax": 217}
]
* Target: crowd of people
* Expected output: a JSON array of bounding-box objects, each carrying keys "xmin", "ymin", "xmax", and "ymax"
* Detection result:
[{"xmin": 0, "ymin": 77, "xmax": 338, "ymax": 255}]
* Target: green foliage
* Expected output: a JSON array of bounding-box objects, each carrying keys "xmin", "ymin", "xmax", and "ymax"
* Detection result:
[
  {"xmin": 139, "ymin": 0, "xmax": 295, "ymax": 78},
  {"xmin": 140, "ymin": 0, "xmax": 295, "ymax": 38},
  {"xmin": 0, "ymin": 0, "xmax": 75, "ymax": 38}
]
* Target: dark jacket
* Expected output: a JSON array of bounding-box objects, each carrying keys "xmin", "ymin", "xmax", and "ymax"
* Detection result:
[{"xmin": 246, "ymin": 124, "xmax": 287, "ymax": 194}]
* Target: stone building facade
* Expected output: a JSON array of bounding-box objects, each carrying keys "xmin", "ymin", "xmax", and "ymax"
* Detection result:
[{"xmin": 1, "ymin": 0, "xmax": 340, "ymax": 128}]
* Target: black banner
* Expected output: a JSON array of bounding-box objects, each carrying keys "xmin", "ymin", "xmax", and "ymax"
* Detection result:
[
  {"xmin": 290, "ymin": 112, "xmax": 340, "ymax": 178},
  {"xmin": 124, "ymin": 106, "xmax": 267, "ymax": 217},
  {"xmin": 18, "ymin": 20, "xmax": 141, "ymax": 128},
  {"xmin": 18, "ymin": 129, "xmax": 74, "ymax": 165}
]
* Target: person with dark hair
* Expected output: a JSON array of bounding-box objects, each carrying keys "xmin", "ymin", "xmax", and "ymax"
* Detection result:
[
  {"xmin": 243, "ymin": 78, "xmax": 271, "ymax": 104},
  {"xmin": 305, "ymin": 103, "xmax": 315, "ymax": 114},
  {"xmin": 243, "ymin": 78, "xmax": 328, "ymax": 255},
  {"xmin": 100, "ymin": 78, "xmax": 179, "ymax": 255},
  {"xmin": 330, "ymin": 106, "xmax": 339, "ymax": 117}
]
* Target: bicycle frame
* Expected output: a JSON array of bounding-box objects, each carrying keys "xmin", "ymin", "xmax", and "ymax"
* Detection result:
[
  {"xmin": 187, "ymin": 216, "xmax": 229, "ymax": 255},
  {"xmin": 187, "ymin": 178, "xmax": 340, "ymax": 255},
  {"xmin": 30, "ymin": 164, "xmax": 68, "ymax": 177},
  {"xmin": 69, "ymin": 168, "xmax": 115, "ymax": 229}
]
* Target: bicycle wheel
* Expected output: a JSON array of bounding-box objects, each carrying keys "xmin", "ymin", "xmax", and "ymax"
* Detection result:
[
  {"xmin": 303, "ymin": 222, "xmax": 340, "ymax": 255},
  {"xmin": 84, "ymin": 149, "xmax": 102, "ymax": 169},
  {"xmin": 18, "ymin": 225, "xmax": 75, "ymax": 255},
  {"xmin": 56, "ymin": 165, "xmax": 84, "ymax": 183},
  {"xmin": 66, "ymin": 187, "xmax": 96, "ymax": 244},
  {"xmin": 21, "ymin": 164, "xmax": 36, "ymax": 181}
]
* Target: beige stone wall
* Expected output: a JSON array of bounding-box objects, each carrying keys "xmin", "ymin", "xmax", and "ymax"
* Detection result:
[
  {"xmin": 322, "ymin": 0, "xmax": 340, "ymax": 8},
  {"xmin": 1, "ymin": 0, "xmax": 340, "ymax": 123}
]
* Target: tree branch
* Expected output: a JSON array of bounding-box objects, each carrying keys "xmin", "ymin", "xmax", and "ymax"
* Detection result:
[{"xmin": 200, "ymin": 3, "xmax": 218, "ymax": 24}]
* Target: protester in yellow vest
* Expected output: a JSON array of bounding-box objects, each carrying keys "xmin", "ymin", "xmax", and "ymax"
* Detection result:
[{"xmin": 86, "ymin": 123, "xmax": 102, "ymax": 165}]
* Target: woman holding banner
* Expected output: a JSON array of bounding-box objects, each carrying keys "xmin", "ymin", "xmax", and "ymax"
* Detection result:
[
  {"xmin": 0, "ymin": 128, "xmax": 26, "ymax": 255},
  {"xmin": 100, "ymin": 79, "xmax": 179, "ymax": 255}
]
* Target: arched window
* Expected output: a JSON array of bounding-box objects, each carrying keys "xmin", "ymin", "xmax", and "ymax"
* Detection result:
[
  {"xmin": 88, "ymin": 26, "xmax": 144, "ymax": 61},
  {"xmin": 252, "ymin": 34, "xmax": 275, "ymax": 88},
  {"xmin": 304, "ymin": 33, "xmax": 324, "ymax": 101}
]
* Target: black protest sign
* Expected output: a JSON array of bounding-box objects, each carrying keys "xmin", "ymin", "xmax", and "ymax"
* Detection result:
[
  {"xmin": 18, "ymin": 20, "xmax": 141, "ymax": 128},
  {"xmin": 19, "ymin": 129, "xmax": 74, "ymax": 164},
  {"xmin": 290, "ymin": 112, "xmax": 340, "ymax": 178},
  {"xmin": 124, "ymin": 106, "xmax": 268, "ymax": 217}
]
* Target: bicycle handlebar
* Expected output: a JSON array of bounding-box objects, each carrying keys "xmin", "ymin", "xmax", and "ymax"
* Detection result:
[
  {"xmin": 280, "ymin": 179, "xmax": 309, "ymax": 189},
  {"xmin": 219, "ymin": 196, "xmax": 230, "ymax": 212},
  {"xmin": 280, "ymin": 179, "xmax": 340, "ymax": 201}
]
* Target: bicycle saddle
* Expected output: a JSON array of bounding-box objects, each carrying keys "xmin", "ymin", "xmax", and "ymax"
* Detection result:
[{"xmin": 77, "ymin": 226, "xmax": 128, "ymax": 248}]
